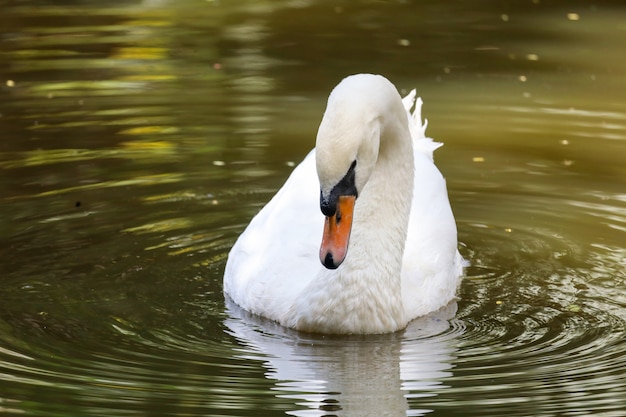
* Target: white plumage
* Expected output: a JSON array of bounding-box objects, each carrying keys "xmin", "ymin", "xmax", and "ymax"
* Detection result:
[{"xmin": 224, "ymin": 74, "xmax": 463, "ymax": 334}]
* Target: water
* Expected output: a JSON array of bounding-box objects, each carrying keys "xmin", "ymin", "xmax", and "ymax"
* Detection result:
[{"xmin": 1, "ymin": 0, "xmax": 625, "ymax": 415}]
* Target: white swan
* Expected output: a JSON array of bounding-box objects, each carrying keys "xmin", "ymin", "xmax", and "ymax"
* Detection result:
[{"xmin": 224, "ymin": 74, "xmax": 463, "ymax": 334}]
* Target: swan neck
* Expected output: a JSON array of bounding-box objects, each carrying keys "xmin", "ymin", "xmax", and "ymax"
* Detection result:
[
  {"xmin": 350, "ymin": 110, "xmax": 414, "ymax": 276},
  {"xmin": 292, "ymin": 105, "xmax": 414, "ymax": 334}
]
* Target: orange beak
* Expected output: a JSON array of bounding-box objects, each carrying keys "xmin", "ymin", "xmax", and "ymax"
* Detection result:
[{"xmin": 319, "ymin": 195, "xmax": 356, "ymax": 269}]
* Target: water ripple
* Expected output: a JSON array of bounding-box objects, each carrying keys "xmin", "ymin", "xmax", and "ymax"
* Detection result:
[
  {"xmin": 2, "ymin": 2, "xmax": 626, "ymax": 415},
  {"xmin": 438, "ymin": 206, "xmax": 626, "ymax": 414}
]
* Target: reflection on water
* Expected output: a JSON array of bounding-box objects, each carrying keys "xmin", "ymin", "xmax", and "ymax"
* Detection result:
[
  {"xmin": 226, "ymin": 300, "xmax": 459, "ymax": 416},
  {"xmin": 1, "ymin": 0, "xmax": 626, "ymax": 416}
]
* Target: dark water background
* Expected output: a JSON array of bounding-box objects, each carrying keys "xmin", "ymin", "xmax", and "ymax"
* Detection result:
[{"xmin": 1, "ymin": 0, "xmax": 625, "ymax": 415}]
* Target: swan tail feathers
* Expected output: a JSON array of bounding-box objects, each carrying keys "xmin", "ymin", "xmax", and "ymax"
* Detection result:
[
  {"xmin": 402, "ymin": 88, "xmax": 417, "ymax": 112},
  {"xmin": 402, "ymin": 90, "xmax": 443, "ymax": 159}
]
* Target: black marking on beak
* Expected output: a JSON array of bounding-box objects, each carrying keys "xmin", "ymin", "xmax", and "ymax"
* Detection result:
[
  {"xmin": 320, "ymin": 160, "xmax": 358, "ymax": 216},
  {"xmin": 323, "ymin": 252, "xmax": 338, "ymax": 269}
]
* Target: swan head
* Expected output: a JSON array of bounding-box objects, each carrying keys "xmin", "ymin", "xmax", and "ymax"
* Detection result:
[{"xmin": 315, "ymin": 74, "xmax": 400, "ymax": 269}]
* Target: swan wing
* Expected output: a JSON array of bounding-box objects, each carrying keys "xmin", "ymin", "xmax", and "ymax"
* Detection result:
[
  {"xmin": 401, "ymin": 94, "xmax": 463, "ymax": 319},
  {"xmin": 224, "ymin": 150, "xmax": 322, "ymax": 320}
]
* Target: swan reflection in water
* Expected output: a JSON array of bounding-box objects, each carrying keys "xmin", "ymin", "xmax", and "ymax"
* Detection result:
[{"xmin": 225, "ymin": 299, "xmax": 461, "ymax": 416}]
